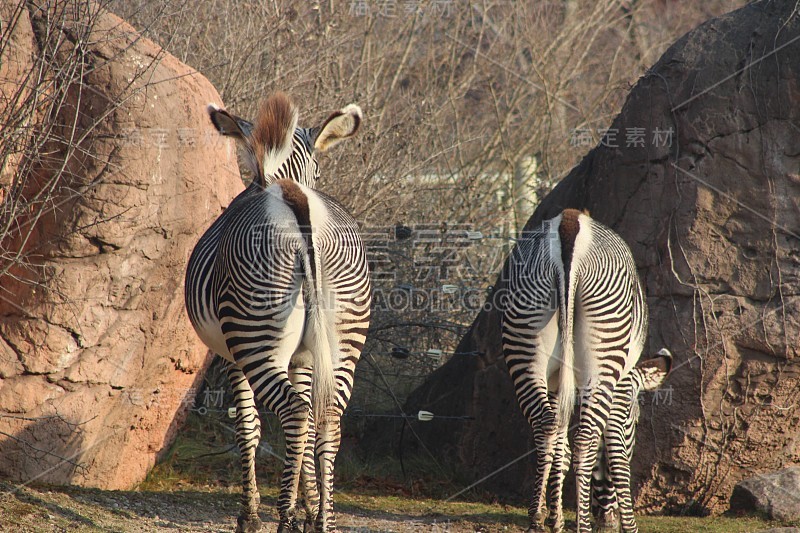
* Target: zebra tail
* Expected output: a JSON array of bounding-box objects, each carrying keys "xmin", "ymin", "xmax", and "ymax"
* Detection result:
[
  {"xmin": 299, "ymin": 240, "xmax": 337, "ymax": 425},
  {"xmin": 556, "ymin": 210, "xmax": 580, "ymax": 431},
  {"xmin": 557, "ymin": 264, "xmax": 577, "ymax": 431}
]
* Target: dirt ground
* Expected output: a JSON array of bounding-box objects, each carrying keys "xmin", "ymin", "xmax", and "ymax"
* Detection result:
[
  {"xmin": 0, "ymin": 482, "xmax": 516, "ymax": 532},
  {"xmin": 2, "ymin": 481, "xmax": 794, "ymax": 533}
]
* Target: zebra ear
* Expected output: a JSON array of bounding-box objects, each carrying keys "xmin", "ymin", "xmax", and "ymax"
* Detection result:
[
  {"xmin": 313, "ymin": 104, "xmax": 362, "ymax": 152},
  {"xmin": 208, "ymin": 103, "xmax": 260, "ymax": 177},
  {"xmin": 207, "ymin": 104, "xmax": 254, "ymax": 140},
  {"xmin": 635, "ymin": 348, "xmax": 673, "ymax": 391}
]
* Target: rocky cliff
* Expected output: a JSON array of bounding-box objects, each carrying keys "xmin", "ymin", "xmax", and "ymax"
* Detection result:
[
  {"xmin": 400, "ymin": 0, "xmax": 800, "ymax": 514},
  {"xmin": 0, "ymin": 2, "xmax": 241, "ymax": 489}
]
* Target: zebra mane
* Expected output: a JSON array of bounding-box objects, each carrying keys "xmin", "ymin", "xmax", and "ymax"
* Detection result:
[{"xmin": 253, "ymin": 92, "xmax": 299, "ymax": 179}]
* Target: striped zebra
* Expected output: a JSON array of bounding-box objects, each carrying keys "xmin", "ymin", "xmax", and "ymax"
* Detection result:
[
  {"xmin": 185, "ymin": 93, "xmax": 371, "ymax": 533},
  {"xmin": 591, "ymin": 349, "xmax": 672, "ymax": 533},
  {"xmin": 501, "ymin": 208, "xmax": 648, "ymax": 533}
]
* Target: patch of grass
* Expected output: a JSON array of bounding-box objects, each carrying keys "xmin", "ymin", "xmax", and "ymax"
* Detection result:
[
  {"xmin": 144, "ymin": 418, "xmax": 796, "ymax": 532},
  {"xmin": 332, "ymin": 490, "xmax": 794, "ymax": 533},
  {"xmin": 4, "ymin": 478, "xmax": 794, "ymax": 533},
  {"xmin": 635, "ymin": 513, "xmax": 793, "ymax": 533},
  {"xmin": 3, "ymin": 500, "xmax": 40, "ymax": 523},
  {"xmin": 139, "ymin": 411, "xmax": 284, "ymax": 492},
  {"xmin": 335, "ymin": 446, "xmax": 475, "ymax": 500},
  {"xmin": 336, "ymin": 490, "xmax": 530, "ymax": 526}
]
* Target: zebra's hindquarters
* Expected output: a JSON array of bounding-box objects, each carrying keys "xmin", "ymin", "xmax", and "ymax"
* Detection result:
[
  {"xmin": 186, "ymin": 93, "xmax": 369, "ymax": 533},
  {"xmin": 501, "ymin": 222, "xmax": 569, "ymax": 529},
  {"xmin": 562, "ymin": 212, "xmax": 648, "ymax": 533},
  {"xmin": 501, "ymin": 209, "xmax": 648, "ymax": 533},
  {"xmin": 184, "ymin": 185, "xmax": 260, "ymax": 362}
]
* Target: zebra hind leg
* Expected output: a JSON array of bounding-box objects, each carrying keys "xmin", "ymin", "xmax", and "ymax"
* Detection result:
[
  {"xmin": 591, "ymin": 439, "xmax": 620, "ymax": 533},
  {"xmin": 574, "ymin": 421, "xmax": 604, "ymax": 533},
  {"xmin": 242, "ymin": 360, "xmax": 311, "ymax": 533},
  {"xmin": 526, "ymin": 405, "xmax": 559, "ymax": 533},
  {"xmin": 288, "ymin": 356, "xmax": 321, "ymax": 532},
  {"xmin": 545, "ymin": 425, "xmax": 570, "ymax": 533},
  {"xmin": 274, "ymin": 388, "xmax": 313, "ymax": 533},
  {"xmin": 299, "ymin": 418, "xmax": 319, "ymax": 533},
  {"xmin": 506, "ymin": 374, "xmax": 557, "ymax": 532},
  {"xmin": 315, "ymin": 406, "xmax": 345, "ymax": 533},
  {"xmin": 574, "ymin": 386, "xmax": 616, "ymax": 533},
  {"xmin": 226, "ymin": 364, "xmax": 264, "ymax": 533},
  {"xmin": 608, "ymin": 445, "xmax": 637, "ymax": 533}
]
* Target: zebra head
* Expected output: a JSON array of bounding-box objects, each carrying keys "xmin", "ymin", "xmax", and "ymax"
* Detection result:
[{"xmin": 207, "ymin": 92, "xmax": 362, "ymax": 188}]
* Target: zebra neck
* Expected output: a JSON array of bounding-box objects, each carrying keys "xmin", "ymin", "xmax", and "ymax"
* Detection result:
[{"xmin": 253, "ymin": 174, "xmax": 317, "ymax": 189}]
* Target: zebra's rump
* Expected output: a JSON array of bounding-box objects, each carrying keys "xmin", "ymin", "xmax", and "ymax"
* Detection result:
[{"xmin": 184, "ymin": 180, "xmax": 370, "ymax": 362}]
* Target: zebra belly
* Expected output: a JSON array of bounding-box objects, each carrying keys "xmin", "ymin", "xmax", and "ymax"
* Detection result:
[
  {"xmin": 192, "ymin": 314, "xmax": 234, "ymax": 362},
  {"xmin": 190, "ymin": 286, "xmax": 307, "ymax": 366}
]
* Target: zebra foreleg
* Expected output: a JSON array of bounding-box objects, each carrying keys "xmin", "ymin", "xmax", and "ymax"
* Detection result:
[{"xmin": 226, "ymin": 364, "xmax": 264, "ymax": 533}]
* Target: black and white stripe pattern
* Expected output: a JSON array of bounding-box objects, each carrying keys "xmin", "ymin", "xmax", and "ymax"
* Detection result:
[
  {"xmin": 268, "ymin": 129, "xmax": 319, "ymax": 187},
  {"xmin": 501, "ymin": 209, "xmax": 648, "ymax": 533},
  {"xmin": 591, "ymin": 349, "xmax": 672, "ymax": 533},
  {"xmin": 185, "ymin": 93, "xmax": 369, "ymax": 533}
]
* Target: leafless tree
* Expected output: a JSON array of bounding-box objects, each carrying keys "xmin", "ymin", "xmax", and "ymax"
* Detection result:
[{"xmin": 112, "ymin": 0, "xmax": 744, "ymax": 425}]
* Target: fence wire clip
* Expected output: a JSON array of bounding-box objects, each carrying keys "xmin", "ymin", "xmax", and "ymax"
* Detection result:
[
  {"xmin": 417, "ymin": 410, "xmax": 434, "ymax": 422},
  {"xmin": 426, "ymin": 349, "xmax": 443, "ymax": 360}
]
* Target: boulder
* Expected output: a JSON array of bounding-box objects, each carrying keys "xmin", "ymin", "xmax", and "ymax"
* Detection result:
[
  {"xmin": 0, "ymin": 1, "xmax": 35, "ymax": 200},
  {"xmin": 397, "ymin": 0, "xmax": 800, "ymax": 514},
  {"xmin": 0, "ymin": 2, "xmax": 241, "ymax": 489},
  {"xmin": 730, "ymin": 467, "xmax": 800, "ymax": 521}
]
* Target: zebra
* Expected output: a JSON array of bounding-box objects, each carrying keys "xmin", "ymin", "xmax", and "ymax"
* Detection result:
[
  {"xmin": 591, "ymin": 348, "xmax": 673, "ymax": 533},
  {"xmin": 501, "ymin": 208, "xmax": 648, "ymax": 533},
  {"xmin": 185, "ymin": 92, "xmax": 371, "ymax": 533}
]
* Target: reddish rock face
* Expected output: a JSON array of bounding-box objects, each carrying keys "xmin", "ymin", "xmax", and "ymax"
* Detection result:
[
  {"xmin": 398, "ymin": 0, "xmax": 800, "ymax": 515},
  {"xmin": 0, "ymin": 3, "xmax": 241, "ymax": 489}
]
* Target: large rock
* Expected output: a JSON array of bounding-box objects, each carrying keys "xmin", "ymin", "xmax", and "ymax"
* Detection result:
[
  {"xmin": 397, "ymin": 0, "xmax": 800, "ymax": 515},
  {"xmin": 731, "ymin": 467, "xmax": 800, "ymax": 521},
  {"xmin": 0, "ymin": 3, "xmax": 240, "ymax": 489}
]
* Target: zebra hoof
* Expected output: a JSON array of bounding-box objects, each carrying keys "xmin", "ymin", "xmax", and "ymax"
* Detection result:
[
  {"xmin": 236, "ymin": 513, "xmax": 262, "ymax": 533},
  {"xmin": 593, "ymin": 523, "xmax": 619, "ymax": 532},
  {"xmin": 593, "ymin": 509, "xmax": 619, "ymax": 532},
  {"xmin": 545, "ymin": 517, "xmax": 564, "ymax": 533},
  {"xmin": 314, "ymin": 512, "xmax": 337, "ymax": 532}
]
